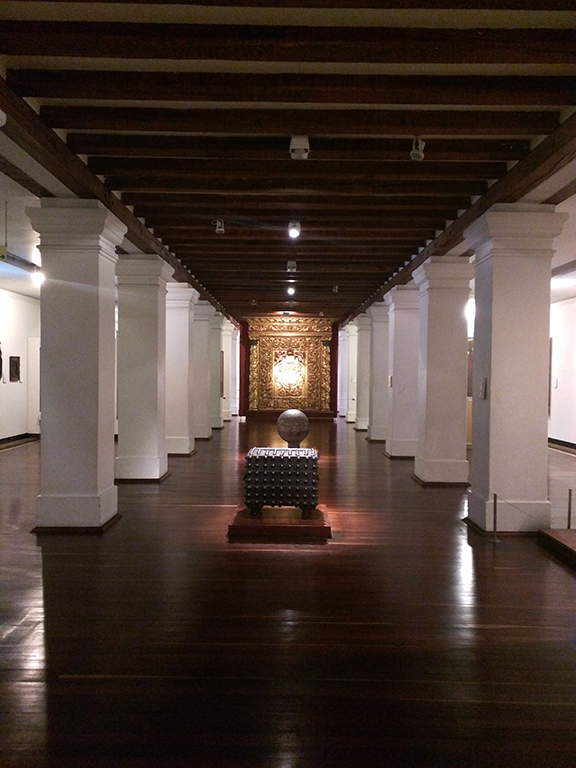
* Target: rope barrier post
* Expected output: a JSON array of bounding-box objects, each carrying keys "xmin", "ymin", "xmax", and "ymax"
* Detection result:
[
  {"xmin": 492, "ymin": 493, "xmax": 498, "ymax": 544},
  {"xmin": 568, "ymin": 488, "xmax": 573, "ymax": 530}
]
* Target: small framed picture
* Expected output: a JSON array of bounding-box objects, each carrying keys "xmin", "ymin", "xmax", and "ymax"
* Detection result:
[{"xmin": 9, "ymin": 356, "xmax": 21, "ymax": 383}]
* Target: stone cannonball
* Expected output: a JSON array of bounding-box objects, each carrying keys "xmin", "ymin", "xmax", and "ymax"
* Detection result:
[{"xmin": 277, "ymin": 409, "xmax": 309, "ymax": 448}]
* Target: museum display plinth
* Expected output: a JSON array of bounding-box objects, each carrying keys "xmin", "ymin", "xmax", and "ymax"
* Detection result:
[
  {"xmin": 244, "ymin": 446, "xmax": 319, "ymax": 519},
  {"xmin": 228, "ymin": 504, "xmax": 332, "ymax": 543}
]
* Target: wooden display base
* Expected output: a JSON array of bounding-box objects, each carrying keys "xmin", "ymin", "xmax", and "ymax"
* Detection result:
[
  {"xmin": 228, "ymin": 504, "xmax": 332, "ymax": 544},
  {"xmin": 538, "ymin": 529, "xmax": 576, "ymax": 571}
]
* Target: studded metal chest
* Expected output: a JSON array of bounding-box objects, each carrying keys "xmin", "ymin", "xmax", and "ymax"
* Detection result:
[{"xmin": 244, "ymin": 447, "xmax": 319, "ymax": 519}]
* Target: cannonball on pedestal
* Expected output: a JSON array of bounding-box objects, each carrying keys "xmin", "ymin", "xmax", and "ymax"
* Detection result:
[{"xmin": 277, "ymin": 409, "xmax": 309, "ymax": 448}]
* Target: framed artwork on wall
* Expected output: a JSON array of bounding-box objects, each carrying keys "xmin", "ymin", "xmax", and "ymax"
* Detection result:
[{"xmin": 9, "ymin": 356, "xmax": 21, "ymax": 383}]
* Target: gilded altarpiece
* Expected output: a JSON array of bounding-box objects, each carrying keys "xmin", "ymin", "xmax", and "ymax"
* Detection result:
[{"xmin": 248, "ymin": 317, "xmax": 332, "ymax": 412}]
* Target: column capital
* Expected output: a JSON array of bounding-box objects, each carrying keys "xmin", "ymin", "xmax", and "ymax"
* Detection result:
[
  {"xmin": 355, "ymin": 313, "xmax": 371, "ymax": 331},
  {"xmin": 26, "ymin": 199, "xmax": 127, "ymax": 262},
  {"xmin": 166, "ymin": 282, "xmax": 200, "ymax": 307},
  {"xmin": 413, "ymin": 256, "xmax": 474, "ymax": 292},
  {"xmin": 345, "ymin": 322, "xmax": 358, "ymax": 339},
  {"xmin": 116, "ymin": 255, "xmax": 174, "ymax": 286},
  {"xmin": 210, "ymin": 312, "xmax": 225, "ymax": 330},
  {"xmin": 221, "ymin": 319, "xmax": 236, "ymax": 335},
  {"xmin": 194, "ymin": 300, "xmax": 217, "ymax": 322},
  {"xmin": 465, "ymin": 203, "xmax": 569, "ymax": 266},
  {"xmin": 384, "ymin": 284, "xmax": 419, "ymax": 311},
  {"xmin": 367, "ymin": 302, "xmax": 389, "ymax": 322}
]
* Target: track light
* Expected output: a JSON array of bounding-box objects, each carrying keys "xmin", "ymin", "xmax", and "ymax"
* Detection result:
[
  {"xmin": 410, "ymin": 136, "xmax": 426, "ymax": 161},
  {"xmin": 212, "ymin": 219, "xmax": 225, "ymax": 234},
  {"xmin": 286, "ymin": 260, "xmax": 297, "ymax": 272},
  {"xmin": 289, "ymin": 135, "xmax": 310, "ymax": 160},
  {"xmin": 288, "ymin": 220, "xmax": 301, "ymax": 239}
]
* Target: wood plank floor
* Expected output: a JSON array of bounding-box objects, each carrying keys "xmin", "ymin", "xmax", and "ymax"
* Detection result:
[{"xmin": 1, "ymin": 418, "xmax": 576, "ymax": 767}]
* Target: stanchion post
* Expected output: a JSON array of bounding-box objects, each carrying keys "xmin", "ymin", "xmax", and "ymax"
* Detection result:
[
  {"xmin": 493, "ymin": 493, "xmax": 498, "ymax": 544},
  {"xmin": 568, "ymin": 489, "xmax": 573, "ymax": 530}
]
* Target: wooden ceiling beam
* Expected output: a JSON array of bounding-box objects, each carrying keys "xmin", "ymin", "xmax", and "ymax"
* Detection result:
[
  {"xmin": 1, "ymin": 23, "xmax": 572, "ymax": 64},
  {"xmin": 42, "ymin": 106, "xmax": 560, "ymax": 136},
  {"xmin": 89, "ymin": 157, "xmax": 507, "ymax": 180},
  {"xmin": 6, "ymin": 2, "xmax": 570, "ymax": 10},
  {"xmin": 10, "ymin": 71, "xmax": 575, "ymax": 108},
  {"xmin": 159, "ymin": 228, "xmax": 434, "ymax": 240},
  {"xmin": 108, "ymin": 178, "xmax": 489, "ymax": 195},
  {"xmin": 123, "ymin": 193, "xmax": 473, "ymax": 210},
  {"xmin": 72, "ymin": 135, "xmax": 531, "ymax": 163},
  {"xmin": 143, "ymin": 214, "xmax": 449, "ymax": 227}
]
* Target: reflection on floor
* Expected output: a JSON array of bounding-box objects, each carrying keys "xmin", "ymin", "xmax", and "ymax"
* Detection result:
[{"xmin": 1, "ymin": 417, "xmax": 576, "ymax": 767}]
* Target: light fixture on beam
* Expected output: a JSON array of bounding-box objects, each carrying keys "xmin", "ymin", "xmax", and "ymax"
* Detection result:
[
  {"xmin": 410, "ymin": 136, "xmax": 426, "ymax": 161},
  {"xmin": 211, "ymin": 218, "xmax": 225, "ymax": 234},
  {"xmin": 286, "ymin": 260, "xmax": 297, "ymax": 272},
  {"xmin": 288, "ymin": 220, "xmax": 301, "ymax": 239},
  {"xmin": 287, "ymin": 286, "xmax": 296, "ymax": 296},
  {"xmin": 289, "ymin": 135, "xmax": 310, "ymax": 160}
]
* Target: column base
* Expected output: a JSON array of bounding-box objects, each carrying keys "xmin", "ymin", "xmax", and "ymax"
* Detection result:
[
  {"xmin": 385, "ymin": 438, "xmax": 417, "ymax": 458},
  {"xmin": 354, "ymin": 417, "xmax": 369, "ymax": 431},
  {"xmin": 211, "ymin": 417, "xmax": 224, "ymax": 429},
  {"xmin": 345, "ymin": 412, "xmax": 356, "ymax": 423},
  {"xmin": 367, "ymin": 425, "xmax": 387, "ymax": 441},
  {"xmin": 467, "ymin": 488, "xmax": 551, "ymax": 532},
  {"xmin": 36, "ymin": 485, "xmax": 118, "ymax": 528},
  {"xmin": 115, "ymin": 455, "xmax": 168, "ymax": 481},
  {"xmin": 414, "ymin": 456, "xmax": 469, "ymax": 485},
  {"xmin": 166, "ymin": 436, "xmax": 195, "ymax": 454}
]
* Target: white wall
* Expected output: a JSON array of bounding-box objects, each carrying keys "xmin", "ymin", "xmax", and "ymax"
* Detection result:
[
  {"xmin": 549, "ymin": 297, "xmax": 576, "ymax": 445},
  {"xmin": 0, "ymin": 288, "xmax": 40, "ymax": 440}
]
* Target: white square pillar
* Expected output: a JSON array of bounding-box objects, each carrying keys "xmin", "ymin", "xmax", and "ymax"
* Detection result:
[
  {"xmin": 116, "ymin": 256, "xmax": 174, "ymax": 480},
  {"xmin": 210, "ymin": 313, "xmax": 225, "ymax": 429},
  {"xmin": 464, "ymin": 203, "xmax": 568, "ymax": 532},
  {"xmin": 384, "ymin": 285, "xmax": 419, "ymax": 458},
  {"xmin": 26, "ymin": 200, "xmax": 127, "ymax": 528},
  {"xmin": 231, "ymin": 327, "xmax": 240, "ymax": 416},
  {"xmin": 354, "ymin": 314, "xmax": 371, "ymax": 431},
  {"xmin": 413, "ymin": 257, "xmax": 474, "ymax": 484},
  {"xmin": 367, "ymin": 303, "xmax": 389, "ymax": 442},
  {"xmin": 221, "ymin": 320, "xmax": 235, "ymax": 422},
  {"xmin": 337, "ymin": 328, "xmax": 349, "ymax": 417},
  {"xmin": 165, "ymin": 283, "xmax": 200, "ymax": 455},
  {"xmin": 192, "ymin": 301, "xmax": 216, "ymax": 439},
  {"xmin": 345, "ymin": 323, "xmax": 358, "ymax": 423}
]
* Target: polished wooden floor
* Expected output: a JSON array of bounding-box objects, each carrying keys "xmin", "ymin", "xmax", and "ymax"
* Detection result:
[{"xmin": 1, "ymin": 418, "xmax": 576, "ymax": 767}]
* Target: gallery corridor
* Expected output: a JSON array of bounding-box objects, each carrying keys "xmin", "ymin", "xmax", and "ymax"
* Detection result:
[{"xmin": 1, "ymin": 418, "xmax": 576, "ymax": 767}]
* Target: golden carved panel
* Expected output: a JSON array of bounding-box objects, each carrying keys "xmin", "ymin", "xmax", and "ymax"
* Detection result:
[{"xmin": 248, "ymin": 317, "xmax": 332, "ymax": 412}]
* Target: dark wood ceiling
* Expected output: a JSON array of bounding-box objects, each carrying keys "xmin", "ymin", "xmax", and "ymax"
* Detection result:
[{"xmin": 0, "ymin": 1, "xmax": 574, "ymax": 324}]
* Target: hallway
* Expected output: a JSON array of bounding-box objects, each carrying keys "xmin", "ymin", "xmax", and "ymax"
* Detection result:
[{"xmin": 1, "ymin": 418, "xmax": 576, "ymax": 767}]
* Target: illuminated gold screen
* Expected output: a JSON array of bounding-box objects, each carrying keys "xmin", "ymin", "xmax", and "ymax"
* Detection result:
[{"xmin": 248, "ymin": 317, "xmax": 332, "ymax": 412}]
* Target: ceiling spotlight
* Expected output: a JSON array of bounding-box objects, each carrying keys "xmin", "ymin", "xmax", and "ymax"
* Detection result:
[
  {"xmin": 289, "ymin": 135, "xmax": 310, "ymax": 160},
  {"xmin": 410, "ymin": 136, "xmax": 426, "ymax": 161},
  {"xmin": 288, "ymin": 220, "xmax": 301, "ymax": 239},
  {"xmin": 287, "ymin": 286, "xmax": 296, "ymax": 296},
  {"xmin": 286, "ymin": 260, "xmax": 297, "ymax": 272},
  {"xmin": 212, "ymin": 218, "xmax": 225, "ymax": 234},
  {"xmin": 332, "ymin": 285, "xmax": 339, "ymax": 293}
]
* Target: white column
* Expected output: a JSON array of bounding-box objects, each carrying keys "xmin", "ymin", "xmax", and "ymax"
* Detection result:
[
  {"xmin": 354, "ymin": 314, "xmax": 371, "ymax": 431},
  {"xmin": 413, "ymin": 257, "xmax": 474, "ymax": 484},
  {"xmin": 192, "ymin": 301, "xmax": 216, "ymax": 439},
  {"xmin": 165, "ymin": 283, "xmax": 200, "ymax": 455},
  {"xmin": 464, "ymin": 203, "xmax": 568, "ymax": 531},
  {"xmin": 221, "ymin": 319, "xmax": 234, "ymax": 421},
  {"xmin": 337, "ymin": 328, "xmax": 348, "ymax": 417},
  {"xmin": 209, "ymin": 312, "xmax": 224, "ymax": 429},
  {"xmin": 367, "ymin": 303, "xmax": 389, "ymax": 442},
  {"xmin": 231, "ymin": 327, "xmax": 240, "ymax": 416},
  {"xmin": 26, "ymin": 199, "xmax": 127, "ymax": 528},
  {"xmin": 346, "ymin": 323, "xmax": 358, "ymax": 423},
  {"xmin": 384, "ymin": 284, "xmax": 419, "ymax": 457},
  {"xmin": 116, "ymin": 256, "xmax": 174, "ymax": 480}
]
